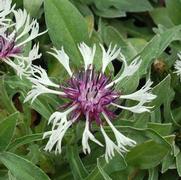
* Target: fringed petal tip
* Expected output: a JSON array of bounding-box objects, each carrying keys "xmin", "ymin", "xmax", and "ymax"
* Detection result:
[
  {"xmin": 48, "ymin": 47, "xmax": 73, "ymax": 77},
  {"xmin": 174, "ymin": 53, "xmax": 181, "ymax": 78},
  {"xmin": 78, "ymin": 42, "xmax": 96, "ymax": 71}
]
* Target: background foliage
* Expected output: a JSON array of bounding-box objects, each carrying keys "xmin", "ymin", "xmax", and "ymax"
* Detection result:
[{"xmin": 0, "ymin": 0, "xmax": 181, "ymax": 179}]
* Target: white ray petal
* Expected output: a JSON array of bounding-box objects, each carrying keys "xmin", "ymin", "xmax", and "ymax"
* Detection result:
[
  {"xmin": 174, "ymin": 52, "xmax": 181, "ymax": 79},
  {"xmin": 29, "ymin": 65, "xmax": 59, "ymax": 88},
  {"xmin": 120, "ymin": 79, "xmax": 156, "ymax": 102},
  {"xmin": 48, "ymin": 105, "xmax": 77, "ymax": 129},
  {"xmin": 0, "ymin": 0, "xmax": 14, "ymax": 26},
  {"xmin": 5, "ymin": 58, "xmax": 30, "ymax": 79},
  {"xmin": 24, "ymin": 82, "xmax": 65, "ymax": 103},
  {"xmin": 82, "ymin": 114, "xmax": 103, "ymax": 154},
  {"xmin": 78, "ymin": 42, "xmax": 96, "ymax": 70},
  {"xmin": 49, "ymin": 47, "xmax": 73, "ymax": 77},
  {"xmin": 43, "ymin": 107, "xmax": 79, "ymax": 154},
  {"xmin": 7, "ymin": 44, "xmax": 41, "ymax": 78},
  {"xmin": 28, "ymin": 43, "xmax": 42, "ymax": 61},
  {"xmin": 13, "ymin": 9, "xmax": 30, "ymax": 33},
  {"xmin": 112, "ymin": 101, "xmax": 153, "ymax": 114},
  {"xmin": 43, "ymin": 120, "xmax": 72, "ymax": 154},
  {"xmin": 16, "ymin": 19, "xmax": 47, "ymax": 47},
  {"xmin": 103, "ymin": 112, "xmax": 136, "ymax": 151},
  {"xmin": 100, "ymin": 44, "xmax": 121, "ymax": 73},
  {"xmin": 106, "ymin": 55, "xmax": 141, "ymax": 88},
  {"xmin": 13, "ymin": 9, "xmax": 47, "ymax": 47},
  {"xmin": 100, "ymin": 126, "xmax": 123, "ymax": 163},
  {"xmin": 12, "ymin": 43, "xmax": 41, "ymax": 62}
]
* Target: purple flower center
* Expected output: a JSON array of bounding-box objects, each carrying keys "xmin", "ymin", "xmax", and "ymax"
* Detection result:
[
  {"xmin": 0, "ymin": 35, "xmax": 21, "ymax": 59},
  {"xmin": 61, "ymin": 68, "xmax": 119, "ymax": 125}
]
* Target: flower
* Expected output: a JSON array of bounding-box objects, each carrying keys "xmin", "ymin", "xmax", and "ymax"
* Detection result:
[
  {"xmin": 5, "ymin": 44, "xmax": 41, "ymax": 78},
  {"xmin": 0, "ymin": 0, "xmax": 15, "ymax": 27},
  {"xmin": 25, "ymin": 43, "xmax": 156, "ymax": 162},
  {"xmin": 0, "ymin": 1, "xmax": 45, "ymax": 78},
  {"xmin": 174, "ymin": 52, "xmax": 181, "ymax": 80}
]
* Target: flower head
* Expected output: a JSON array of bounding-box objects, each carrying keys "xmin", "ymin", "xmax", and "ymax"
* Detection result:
[
  {"xmin": 61, "ymin": 67, "xmax": 119, "ymax": 124},
  {"xmin": 25, "ymin": 43, "xmax": 156, "ymax": 162},
  {"xmin": 0, "ymin": 1, "xmax": 45, "ymax": 78}
]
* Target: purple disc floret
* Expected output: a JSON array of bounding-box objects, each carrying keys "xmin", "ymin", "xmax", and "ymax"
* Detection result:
[
  {"xmin": 0, "ymin": 35, "xmax": 21, "ymax": 59},
  {"xmin": 61, "ymin": 67, "xmax": 119, "ymax": 125}
]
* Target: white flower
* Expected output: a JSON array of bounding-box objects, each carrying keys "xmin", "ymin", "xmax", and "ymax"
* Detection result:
[
  {"xmin": 174, "ymin": 52, "xmax": 181, "ymax": 79},
  {"xmin": 25, "ymin": 43, "xmax": 156, "ymax": 162},
  {"xmin": 0, "ymin": 0, "xmax": 14, "ymax": 27},
  {"xmin": 4, "ymin": 44, "xmax": 41, "ymax": 79},
  {"xmin": 0, "ymin": 4, "xmax": 46, "ymax": 79},
  {"xmin": 13, "ymin": 9, "xmax": 30, "ymax": 33}
]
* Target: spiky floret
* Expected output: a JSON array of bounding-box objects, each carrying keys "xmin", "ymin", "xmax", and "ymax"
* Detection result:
[
  {"xmin": 25, "ymin": 43, "xmax": 156, "ymax": 162},
  {"xmin": 0, "ymin": 33, "xmax": 21, "ymax": 59},
  {"xmin": 61, "ymin": 67, "xmax": 119, "ymax": 125}
]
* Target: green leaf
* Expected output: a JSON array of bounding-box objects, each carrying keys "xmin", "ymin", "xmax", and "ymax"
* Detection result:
[
  {"xmin": 44, "ymin": 0, "xmax": 89, "ymax": 66},
  {"xmin": 138, "ymin": 25, "xmax": 181, "ymax": 76},
  {"xmin": 116, "ymin": 72, "xmax": 140, "ymax": 94},
  {"xmin": 24, "ymin": 0, "xmax": 43, "ymax": 17},
  {"xmin": 101, "ymin": 25, "xmax": 137, "ymax": 60},
  {"xmin": 150, "ymin": 8, "xmax": 174, "ymax": 28},
  {"xmin": 126, "ymin": 135, "xmax": 174, "ymax": 169},
  {"xmin": 166, "ymin": 0, "xmax": 181, "ymax": 25},
  {"xmin": 66, "ymin": 145, "xmax": 88, "ymax": 180},
  {"xmin": 148, "ymin": 168, "xmax": 158, "ymax": 180},
  {"xmin": 30, "ymin": 96, "xmax": 55, "ymax": 120},
  {"xmin": 109, "ymin": 19, "xmax": 152, "ymax": 40},
  {"xmin": 92, "ymin": 7, "xmax": 126, "ymax": 18},
  {"xmin": 161, "ymin": 152, "xmax": 175, "ymax": 173},
  {"xmin": 8, "ymin": 133, "xmax": 43, "ymax": 151},
  {"xmin": 0, "ymin": 76, "xmax": 16, "ymax": 114},
  {"xmin": 86, "ymin": 154, "xmax": 127, "ymax": 180},
  {"xmin": 0, "ymin": 112, "xmax": 18, "ymax": 151},
  {"xmin": 147, "ymin": 123, "xmax": 172, "ymax": 136},
  {"xmin": 150, "ymin": 75, "xmax": 173, "ymax": 109},
  {"xmin": 176, "ymin": 152, "xmax": 181, "ymax": 176},
  {"xmin": 149, "ymin": 75, "xmax": 175, "ymax": 123},
  {"xmin": 0, "ymin": 152, "xmax": 50, "ymax": 180},
  {"xmin": 88, "ymin": 0, "xmax": 153, "ymax": 13},
  {"xmin": 97, "ymin": 158, "xmax": 112, "ymax": 180}
]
